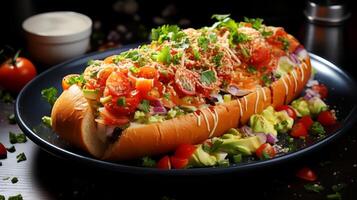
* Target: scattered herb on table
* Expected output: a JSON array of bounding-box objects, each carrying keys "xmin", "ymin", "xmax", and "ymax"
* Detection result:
[
  {"xmin": 0, "ymin": 91, "xmax": 14, "ymax": 103},
  {"xmin": 8, "ymin": 194, "xmax": 23, "ymax": 200},
  {"xmin": 6, "ymin": 145, "xmax": 16, "ymax": 153},
  {"xmin": 11, "ymin": 177, "xmax": 18, "ymax": 184},
  {"xmin": 8, "ymin": 113, "xmax": 16, "ymax": 124},
  {"xmin": 2, "ymin": 177, "xmax": 10, "ymax": 181},
  {"xmin": 16, "ymin": 152, "xmax": 26, "ymax": 163},
  {"xmin": 0, "ymin": 194, "xmax": 5, "ymax": 200},
  {"xmin": 304, "ymin": 183, "xmax": 324, "ymax": 193},
  {"xmin": 41, "ymin": 116, "xmax": 52, "ymax": 127},
  {"xmin": 9, "ymin": 132, "xmax": 27, "ymax": 144}
]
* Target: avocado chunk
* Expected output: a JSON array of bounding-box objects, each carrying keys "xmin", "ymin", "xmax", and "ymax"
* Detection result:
[
  {"xmin": 291, "ymin": 98, "xmax": 311, "ymax": 117},
  {"xmin": 273, "ymin": 111, "xmax": 294, "ymax": 133},
  {"xmin": 307, "ymin": 97, "xmax": 328, "ymax": 116},
  {"xmin": 276, "ymin": 56, "xmax": 295, "ymax": 77},
  {"xmin": 216, "ymin": 136, "xmax": 263, "ymax": 155},
  {"xmin": 250, "ymin": 114, "xmax": 277, "ymax": 136},
  {"xmin": 189, "ymin": 145, "xmax": 217, "ymax": 167}
]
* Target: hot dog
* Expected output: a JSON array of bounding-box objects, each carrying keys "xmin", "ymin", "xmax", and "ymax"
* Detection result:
[{"xmin": 50, "ymin": 16, "xmax": 312, "ymax": 161}]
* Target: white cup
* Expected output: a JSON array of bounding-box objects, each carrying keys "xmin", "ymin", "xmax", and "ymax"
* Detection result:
[{"xmin": 22, "ymin": 11, "xmax": 92, "ymax": 65}]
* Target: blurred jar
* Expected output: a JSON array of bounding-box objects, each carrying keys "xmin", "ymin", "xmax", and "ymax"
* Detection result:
[
  {"xmin": 22, "ymin": 11, "xmax": 92, "ymax": 66},
  {"xmin": 302, "ymin": 0, "xmax": 350, "ymax": 66}
]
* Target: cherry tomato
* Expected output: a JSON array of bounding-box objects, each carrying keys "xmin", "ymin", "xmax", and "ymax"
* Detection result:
[
  {"xmin": 296, "ymin": 167, "xmax": 317, "ymax": 181},
  {"xmin": 105, "ymin": 71, "xmax": 132, "ymax": 97},
  {"xmin": 97, "ymin": 67, "xmax": 115, "ymax": 87},
  {"xmin": 290, "ymin": 122, "xmax": 308, "ymax": 138},
  {"xmin": 276, "ymin": 105, "xmax": 297, "ymax": 120},
  {"xmin": 99, "ymin": 108, "xmax": 130, "ymax": 126},
  {"xmin": 104, "ymin": 90, "xmax": 141, "ymax": 115},
  {"xmin": 0, "ymin": 57, "xmax": 37, "ymax": 92},
  {"xmin": 250, "ymin": 47, "xmax": 271, "ymax": 67},
  {"xmin": 174, "ymin": 68, "xmax": 197, "ymax": 96},
  {"xmin": 312, "ymin": 84, "xmax": 328, "ymax": 99},
  {"xmin": 135, "ymin": 78, "xmax": 154, "ymax": 93},
  {"xmin": 170, "ymin": 156, "xmax": 189, "ymax": 169},
  {"xmin": 298, "ymin": 116, "xmax": 314, "ymax": 130},
  {"xmin": 174, "ymin": 144, "xmax": 197, "ymax": 159},
  {"xmin": 157, "ymin": 155, "xmax": 171, "ymax": 169},
  {"xmin": 317, "ymin": 110, "xmax": 336, "ymax": 126},
  {"xmin": 62, "ymin": 74, "xmax": 81, "ymax": 90},
  {"xmin": 256, "ymin": 143, "xmax": 276, "ymax": 160}
]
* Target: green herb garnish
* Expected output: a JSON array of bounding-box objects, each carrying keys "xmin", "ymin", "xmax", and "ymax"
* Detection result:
[
  {"xmin": 9, "ymin": 132, "xmax": 27, "ymax": 144},
  {"xmin": 163, "ymin": 93, "xmax": 171, "ymax": 100},
  {"xmin": 151, "ymin": 25, "xmax": 186, "ymax": 44},
  {"xmin": 42, "ymin": 116, "xmax": 52, "ymax": 127},
  {"xmin": 16, "ymin": 152, "xmax": 26, "ymax": 163},
  {"xmin": 129, "ymin": 66, "xmax": 140, "ymax": 74},
  {"xmin": 278, "ymin": 37, "xmax": 290, "ymax": 51},
  {"xmin": 8, "ymin": 194, "xmax": 23, "ymax": 200},
  {"xmin": 304, "ymin": 183, "xmax": 324, "ymax": 193},
  {"xmin": 247, "ymin": 66, "xmax": 257, "ymax": 74},
  {"xmin": 198, "ymin": 35, "xmax": 209, "ymax": 52},
  {"xmin": 41, "ymin": 87, "xmax": 58, "ymax": 106},
  {"xmin": 138, "ymin": 100, "xmax": 150, "ymax": 113},
  {"xmin": 157, "ymin": 46, "xmax": 171, "ymax": 65},
  {"xmin": 262, "ymin": 74, "xmax": 272, "ymax": 86},
  {"xmin": 200, "ymin": 70, "xmax": 217, "ymax": 86},
  {"xmin": 193, "ymin": 48, "xmax": 200, "ymax": 60},
  {"xmin": 261, "ymin": 29, "xmax": 273, "ymax": 37},
  {"xmin": 67, "ymin": 74, "xmax": 86, "ymax": 86},
  {"xmin": 241, "ymin": 47, "xmax": 250, "ymax": 58},
  {"xmin": 142, "ymin": 156, "xmax": 156, "ymax": 167},
  {"xmin": 212, "ymin": 52, "xmax": 224, "ymax": 67},
  {"xmin": 11, "ymin": 177, "xmax": 18, "ymax": 184},
  {"xmin": 117, "ymin": 97, "xmax": 126, "ymax": 107},
  {"xmin": 244, "ymin": 17, "xmax": 264, "ymax": 30},
  {"xmin": 232, "ymin": 154, "xmax": 242, "ymax": 163},
  {"xmin": 6, "ymin": 145, "xmax": 16, "ymax": 153},
  {"xmin": 310, "ymin": 122, "xmax": 325, "ymax": 136}
]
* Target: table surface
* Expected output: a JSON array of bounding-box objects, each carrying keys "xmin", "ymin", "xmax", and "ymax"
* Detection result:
[{"xmin": 1, "ymin": 3, "xmax": 357, "ymax": 199}]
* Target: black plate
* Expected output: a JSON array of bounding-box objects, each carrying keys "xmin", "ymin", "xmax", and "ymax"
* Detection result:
[{"xmin": 15, "ymin": 45, "xmax": 357, "ymax": 175}]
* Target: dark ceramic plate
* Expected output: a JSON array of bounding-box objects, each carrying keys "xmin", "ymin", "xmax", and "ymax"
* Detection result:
[{"xmin": 15, "ymin": 45, "xmax": 357, "ymax": 175}]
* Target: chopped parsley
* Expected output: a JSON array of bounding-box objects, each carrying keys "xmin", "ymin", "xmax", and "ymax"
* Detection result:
[
  {"xmin": 208, "ymin": 33, "xmax": 218, "ymax": 43},
  {"xmin": 261, "ymin": 29, "xmax": 273, "ymax": 37},
  {"xmin": 142, "ymin": 156, "xmax": 156, "ymax": 167},
  {"xmin": 9, "ymin": 132, "xmax": 27, "ymax": 144},
  {"xmin": 8, "ymin": 113, "xmax": 16, "ymax": 124},
  {"xmin": 193, "ymin": 48, "xmax": 200, "ymax": 60},
  {"xmin": 247, "ymin": 66, "xmax": 257, "ymax": 74},
  {"xmin": 157, "ymin": 46, "xmax": 171, "ymax": 65},
  {"xmin": 262, "ymin": 74, "xmax": 272, "ymax": 86},
  {"xmin": 117, "ymin": 97, "xmax": 126, "ymax": 107},
  {"xmin": 6, "ymin": 145, "xmax": 16, "ymax": 153},
  {"xmin": 67, "ymin": 74, "xmax": 86, "ymax": 86},
  {"xmin": 278, "ymin": 37, "xmax": 290, "ymax": 51},
  {"xmin": 138, "ymin": 100, "xmax": 150, "ymax": 113},
  {"xmin": 163, "ymin": 93, "xmax": 171, "ymax": 100},
  {"xmin": 11, "ymin": 177, "xmax": 18, "ymax": 184},
  {"xmin": 198, "ymin": 35, "xmax": 210, "ymax": 52},
  {"xmin": 241, "ymin": 47, "xmax": 250, "ymax": 58},
  {"xmin": 304, "ymin": 183, "xmax": 324, "ymax": 193},
  {"xmin": 310, "ymin": 122, "xmax": 325, "ymax": 136},
  {"xmin": 16, "ymin": 152, "xmax": 27, "ymax": 163},
  {"xmin": 200, "ymin": 70, "xmax": 217, "ymax": 86},
  {"xmin": 151, "ymin": 25, "xmax": 186, "ymax": 44},
  {"xmin": 231, "ymin": 32, "xmax": 250, "ymax": 44},
  {"xmin": 8, "ymin": 194, "xmax": 23, "ymax": 200},
  {"xmin": 212, "ymin": 52, "xmax": 224, "ymax": 67},
  {"xmin": 172, "ymin": 52, "xmax": 182, "ymax": 65},
  {"xmin": 244, "ymin": 17, "xmax": 264, "ymax": 30},
  {"xmin": 41, "ymin": 87, "xmax": 58, "ymax": 106}
]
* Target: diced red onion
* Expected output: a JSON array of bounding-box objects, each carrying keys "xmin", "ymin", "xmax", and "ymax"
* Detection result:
[
  {"xmin": 227, "ymin": 84, "xmax": 251, "ymax": 97},
  {"xmin": 304, "ymin": 88, "xmax": 320, "ymax": 100},
  {"xmin": 294, "ymin": 46, "xmax": 308, "ymax": 60},
  {"xmin": 306, "ymin": 79, "xmax": 319, "ymax": 87},
  {"xmin": 150, "ymin": 100, "xmax": 163, "ymax": 107},
  {"xmin": 151, "ymin": 106, "xmax": 167, "ymax": 115},
  {"xmin": 255, "ymin": 132, "xmax": 267, "ymax": 144},
  {"xmin": 289, "ymin": 53, "xmax": 301, "ymax": 65},
  {"xmin": 266, "ymin": 133, "xmax": 278, "ymax": 144},
  {"xmin": 240, "ymin": 125, "xmax": 254, "ymax": 137}
]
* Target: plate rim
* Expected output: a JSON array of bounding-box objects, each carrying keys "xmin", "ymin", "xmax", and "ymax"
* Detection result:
[{"xmin": 15, "ymin": 46, "xmax": 357, "ymax": 175}]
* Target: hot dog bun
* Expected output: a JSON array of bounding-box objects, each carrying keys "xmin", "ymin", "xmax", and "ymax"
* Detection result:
[{"xmin": 50, "ymin": 57, "xmax": 311, "ymax": 160}]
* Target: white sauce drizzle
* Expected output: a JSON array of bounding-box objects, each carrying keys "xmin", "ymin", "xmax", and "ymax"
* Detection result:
[
  {"xmin": 193, "ymin": 112, "xmax": 201, "ymax": 127},
  {"xmin": 237, "ymin": 99, "xmax": 243, "ymax": 118},
  {"xmin": 261, "ymin": 87, "xmax": 267, "ymax": 101},
  {"xmin": 254, "ymin": 90, "xmax": 260, "ymax": 114},
  {"xmin": 282, "ymin": 76, "xmax": 289, "ymax": 96},
  {"xmin": 201, "ymin": 111, "xmax": 211, "ymax": 132},
  {"xmin": 243, "ymin": 96, "xmax": 248, "ymax": 111},
  {"xmin": 291, "ymin": 71, "xmax": 298, "ymax": 93},
  {"xmin": 208, "ymin": 108, "xmax": 219, "ymax": 138},
  {"xmin": 300, "ymin": 64, "xmax": 305, "ymax": 82}
]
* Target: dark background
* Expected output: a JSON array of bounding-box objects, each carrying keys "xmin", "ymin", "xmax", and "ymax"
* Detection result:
[{"xmin": 0, "ymin": 0, "xmax": 356, "ymax": 199}]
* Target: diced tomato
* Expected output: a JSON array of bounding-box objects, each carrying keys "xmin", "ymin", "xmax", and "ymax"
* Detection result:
[
  {"xmin": 256, "ymin": 143, "xmax": 276, "ymax": 160},
  {"xmin": 105, "ymin": 71, "xmax": 132, "ymax": 97},
  {"xmin": 97, "ymin": 67, "xmax": 115, "ymax": 87},
  {"xmin": 138, "ymin": 66, "xmax": 159, "ymax": 80},
  {"xmin": 276, "ymin": 105, "xmax": 297, "ymax": 120},
  {"xmin": 99, "ymin": 108, "xmax": 130, "ymax": 126},
  {"xmin": 250, "ymin": 47, "xmax": 271, "ymax": 67},
  {"xmin": 157, "ymin": 155, "xmax": 171, "ymax": 169},
  {"xmin": 298, "ymin": 116, "xmax": 314, "ymax": 130},
  {"xmin": 135, "ymin": 78, "xmax": 154, "ymax": 93},
  {"xmin": 103, "ymin": 55, "xmax": 117, "ymax": 64},
  {"xmin": 296, "ymin": 167, "xmax": 317, "ymax": 181},
  {"xmin": 170, "ymin": 156, "xmax": 189, "ymax": 169},
  {"xmin": 317, "ymin": 110, "xmax": 336, "ymax": 126},
  {"xmin": 290, "ymin": 122, "xmax": 308, "ymax": 138},
  {"xmin": 174, "ymin": 144, "xmax": 197, "ymax": 159},
  {"xmin": 104, "ymin": 90, "xmax": 141, "ymax": 115},
  {"xmin": 62, "ymin": 74, "xmax": 81, "ymax": 90},
  {"xmin": 312, "ymin": 84, "xmax": 328, "ymax": 99}
]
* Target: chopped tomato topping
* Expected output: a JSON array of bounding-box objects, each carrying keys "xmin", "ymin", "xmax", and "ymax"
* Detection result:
[{"xmin": 317, "ymin": 110, "xmax": 336, "ymax": 126}]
